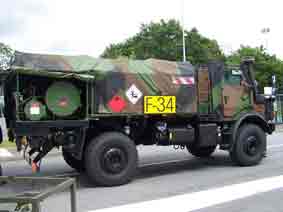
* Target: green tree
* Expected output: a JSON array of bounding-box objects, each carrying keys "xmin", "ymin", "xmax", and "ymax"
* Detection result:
[
  {"xmin": 101, "ymin": 19, "xmax": 224, "ymax": 64},
  {"xmin": 226, "ymin": 46, "xmax": 283, "ymax": 90}
]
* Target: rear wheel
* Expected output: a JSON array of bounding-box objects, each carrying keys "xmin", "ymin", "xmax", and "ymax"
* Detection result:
[
  {"xmin": 230, "ymin": 124, "xmax": 266, "ymax": 166},
  {"xmin": 85, "ymin": 132, "xmax": 138, "ymax": 186},
  {"xmin": 186, "ymin": 144, "xmax": 217, "ymax": 157},
  {"xmin": 62, "ymin": 150, "xmax": 84, "ymax": 172}
]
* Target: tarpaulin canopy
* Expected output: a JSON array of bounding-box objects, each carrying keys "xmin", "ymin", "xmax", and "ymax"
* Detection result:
[
  {"xmin": 0, "ymin": 44, "xmax": 197, "ymax": 114},
  {"xmin": 0, "ymin": 43, "xmax": 195, "ymax": 80},
  {"xmin": 11, "ymin": 52, "xmax": 195, "ymax": 80}
]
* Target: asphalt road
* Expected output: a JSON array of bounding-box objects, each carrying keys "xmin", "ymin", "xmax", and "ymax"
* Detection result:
[{"xmin": 1, "ymin": 133, "xmax": 283, "ymax": 212}]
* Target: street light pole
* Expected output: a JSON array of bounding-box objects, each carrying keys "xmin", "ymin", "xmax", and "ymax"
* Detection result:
[
  {"xmin": 181, "ymin": 0, "xmax": 187, "ymax": 62},
  {"xmin": 261, "ymin": 27, "xmax": 270, "ymax": 51}
]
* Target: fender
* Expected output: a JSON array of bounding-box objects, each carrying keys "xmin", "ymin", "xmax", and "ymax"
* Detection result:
[{"xmin": 230, "ymin": 112, "xmax": 271, "ymax": 151}]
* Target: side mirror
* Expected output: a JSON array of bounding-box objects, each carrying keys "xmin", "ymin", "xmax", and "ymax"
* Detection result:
[
  {"xmin": 264, "ymin": 87, "xmax": 273, "ymax": 96},
  {"xmin": 264, "ymin": 87, "xmax": 276, "ymax": 103}
]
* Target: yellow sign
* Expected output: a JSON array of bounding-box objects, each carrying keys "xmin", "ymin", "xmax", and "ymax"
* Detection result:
[{"xmin": 144, "ymin": 96, "xmax": 176, "ymax": 114}]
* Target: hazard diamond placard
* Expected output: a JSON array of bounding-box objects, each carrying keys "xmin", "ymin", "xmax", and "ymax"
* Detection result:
[
  {"xmin": 108, "ymin": 95, "xmax": 126, "ymax": 112},
  {"xmin": 125, "ymin": 84, "xmax": 143, "ymax": 105}
]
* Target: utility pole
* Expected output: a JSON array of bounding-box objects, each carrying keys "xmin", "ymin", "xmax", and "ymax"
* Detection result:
[{"xmin": 181, "ymin": 0, "xmax": 187, "ymax": 62}]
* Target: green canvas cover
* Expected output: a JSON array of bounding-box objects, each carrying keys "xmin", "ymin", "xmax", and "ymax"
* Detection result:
[
  {"xmin": 0, "ymin": 44, "xmax": 197, "ymax": 115},
  {"xmin": 11, "ymin": 51, "xmax": 195, "ymax": 81}
]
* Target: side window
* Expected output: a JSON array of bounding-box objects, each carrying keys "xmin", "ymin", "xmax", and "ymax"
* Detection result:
[{"xmin": 224, "ymin": 70, "xmax": 242, "ymax": 85}]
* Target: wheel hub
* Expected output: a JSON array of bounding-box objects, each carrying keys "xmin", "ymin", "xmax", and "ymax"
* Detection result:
[
  {"xmin": 102, "ymin": 148, "xmax": 127, "ymax": 174},
  {"xmin": 244, "ymin": 136, "xmax": 259, "ymax": 156}
]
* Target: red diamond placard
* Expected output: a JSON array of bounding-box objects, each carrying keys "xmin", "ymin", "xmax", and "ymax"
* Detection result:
[{"xmin": 108, "ymin": 95, "xmax": 126, "ymax": 112}]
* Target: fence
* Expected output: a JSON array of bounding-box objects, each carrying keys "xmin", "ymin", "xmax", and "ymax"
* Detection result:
[
  {"xmin": 0, "ymin": 177, "xmax": 77, "ymax": 212},
  {"xmin": 274, "ymin": 94, "xmax": 283, "ymax": 124}
]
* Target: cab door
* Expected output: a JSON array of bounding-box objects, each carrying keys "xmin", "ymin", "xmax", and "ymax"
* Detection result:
[{"xmin": 222, "ymin": 69, "xmax": 251, "ymax": 118}]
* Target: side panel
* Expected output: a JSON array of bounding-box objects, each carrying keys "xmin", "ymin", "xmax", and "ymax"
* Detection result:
[
  {"xmin": 94, "ymin": 59, "xmax": 197, "ymax": 115},
  {"xmin": 208, "ymin": 62, "xmax": 224, "ymax": 115},
  {"xmin": 222, "ymin": 85, "xmax": 250, "ymax": 117},
  {"xmin": 197, "ymin": 66, "xmax": 211, "ymax": 113},
  {"xmin": 197, "ymin": 62, "xmax": 224, "ymax": 116}
]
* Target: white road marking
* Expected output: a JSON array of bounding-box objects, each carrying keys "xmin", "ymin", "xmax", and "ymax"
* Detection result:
[
  {"xmin": 0, "ymin": 148, "xmax": 13, "ymax": 158},
  {"xmin": 91, "ymin": 175, "xmax": 283, "ymax": 212},
  {"xmin": 267, "ymin": 144, "xmax": 283, "ymax": 149}
]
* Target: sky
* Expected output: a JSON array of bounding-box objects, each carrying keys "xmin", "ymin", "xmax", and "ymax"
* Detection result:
[{"xmin": 0, "ymin": 0, "xmax": 282, "ymax": 58}]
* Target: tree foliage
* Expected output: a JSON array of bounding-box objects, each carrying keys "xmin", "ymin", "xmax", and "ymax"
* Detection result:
[
  {"xmin": 227, "ymin": 46, "xmax": 283, "ymax": 89},
  {"xmin": 101, "ymin": 19, "xmax": 224, "ymax": 64},
  {"xmin": 101, "ymin": 19, "xmax": 283, "ymax": 90}
]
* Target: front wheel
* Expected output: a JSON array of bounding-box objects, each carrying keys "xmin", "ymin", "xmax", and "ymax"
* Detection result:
[
  {"xmin": 85, "ymin": 132, "xmax": 138, "ymax": 186},
  {"xmin": 230, "ymin": 124, "xmax": 266, "ymax": 166}
]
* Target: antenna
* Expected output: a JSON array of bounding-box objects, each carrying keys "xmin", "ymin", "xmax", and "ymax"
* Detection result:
[{"xmin": 181, "ymin": 0, "xmax": 187, "ymax": 62}]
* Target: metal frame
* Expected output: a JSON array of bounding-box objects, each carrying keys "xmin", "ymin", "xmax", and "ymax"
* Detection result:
[
  {"xmin": 0, "ymin": 177, "xmax": 77, "ymax": 212},
  {"xmin": 13, "ymin": 71, "xmax": 95, "ymax": 122},
  {"xmin": 15, "ymin": 120, "xmax": 89, "ymax": 128},
  {"xmin": 275, "ymin": 94, "xmax": 283, "ymax": 124}
]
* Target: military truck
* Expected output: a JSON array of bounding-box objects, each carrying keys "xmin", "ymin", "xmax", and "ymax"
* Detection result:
[{"xmin": 0, "ymin": 43, "xmax": 275, "ymax": 186}]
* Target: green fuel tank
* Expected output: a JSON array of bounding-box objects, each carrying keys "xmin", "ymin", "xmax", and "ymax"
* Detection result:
[{"xmin": 45, "ymin": 81, "xmax": 81, "ymax": 117}]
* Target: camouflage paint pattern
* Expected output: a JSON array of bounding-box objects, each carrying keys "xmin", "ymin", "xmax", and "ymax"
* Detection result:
[
  {"xmin": 0, "ymin": 44, "xmax": 265, "ymax": 119},
  {"xmin": 222, "ymin": 84, "xmax": 251, "ymax": 117},
  {"xmin": 208, "ymin": 62, "xmax": 224, "ymax": 114},
  {"xmin": 9, "ymin": 52, "xmax": 197, "ymax": 115},
  {"xmin": 92, "ymin": 58, "xmax": 197, "ymax": 114},
  {"xmin": 197, "ymin": 62, "xmax": 224, "ymax": 115},
  {"xmin": 222, "ymin": 67, "xmax": 265, "ymax": 120},
  {"xmin": 197, "ymin": 66, "xmax": 210, "ymax": 113}
]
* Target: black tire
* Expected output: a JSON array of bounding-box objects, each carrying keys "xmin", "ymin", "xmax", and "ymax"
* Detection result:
[
  {"xmin": 186, "ymin": 144, "xmax": 217, "ymax": 157},
  {"xmin": 62, "ymin": 150, "xmax": 84, "ymax": 172},
  {"xmin": 0, "ymin": 128, "xmax": 3, "ymax": 144},
  {"xmin": 85, "ymin": 132, "xmax": 138, "ymax": 186},
  {"xmin": 230, "ymin": 124, "xmax": 266, "ymax": 166}
]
